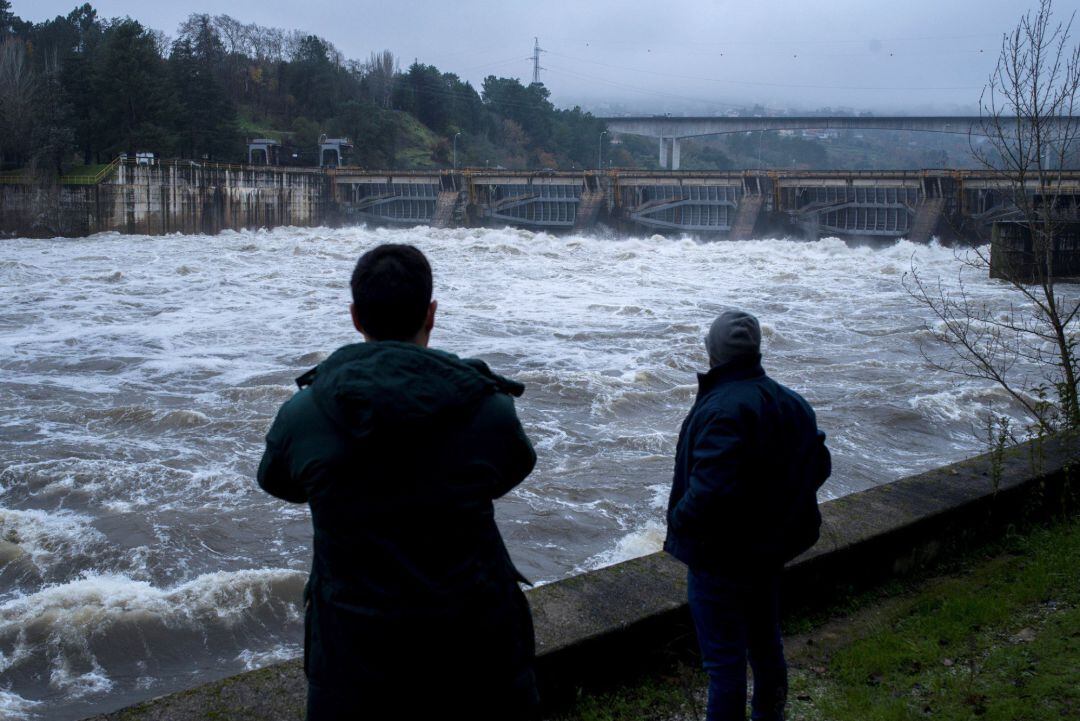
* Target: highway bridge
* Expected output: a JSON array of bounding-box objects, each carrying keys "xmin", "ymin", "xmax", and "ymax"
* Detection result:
[{"xmin": 599, "ymin": 116, "xmax": 1078, "ymax": 169}]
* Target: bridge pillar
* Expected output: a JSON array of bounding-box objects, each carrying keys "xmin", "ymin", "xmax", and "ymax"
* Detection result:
[{"xmin": 658, "ymin": 137, "xmax": 682, "ymax": 170}]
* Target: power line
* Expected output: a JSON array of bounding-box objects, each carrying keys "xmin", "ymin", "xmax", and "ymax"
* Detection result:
[
  {"xmin": 543, "ymin": 64, "xmax": 742, "ymax": 110},
  {"xmin": 544, "ymin": 52, "xmax": 982, "ymax": 92},
  {"xmin": 552, "ymin": 45, "xmax": 992, "ymax": 60},
  {"xmin": 458, "ymin": 56, "xmax": 529, "ymax": 74},
  {"xmin": 391, "ymin": 75, "xmax": 576, "ymax": 115},
  {"xmin": 554, "ymin": 32, "xmax": 999, "ymax": 49}
]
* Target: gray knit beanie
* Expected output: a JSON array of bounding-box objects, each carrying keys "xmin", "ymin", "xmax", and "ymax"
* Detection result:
[{"xmin": 706, "ymin": 310, "xmax": 762, "ymax": 368}]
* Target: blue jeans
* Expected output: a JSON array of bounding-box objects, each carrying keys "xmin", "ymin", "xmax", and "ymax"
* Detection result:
[{"xmin": 688, "ymin": 568, "xmax": 787, "ymax": 721}]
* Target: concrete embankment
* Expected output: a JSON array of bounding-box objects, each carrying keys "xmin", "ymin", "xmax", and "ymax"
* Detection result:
[
  {"xmin": 84, "ymin": 434, "xmax": 1078, "ymax": 721},
  {"xmin": 1, "ymin": 162, "xmax": 328, "ymax": 237}
]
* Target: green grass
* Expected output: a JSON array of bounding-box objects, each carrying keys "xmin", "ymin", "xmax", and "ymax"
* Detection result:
[
  {"xmin": 394, "ymin": 113, "xmax": 440, "ymax": 169},
  {"xmin": 550, "ymin": 515, "xmax": 1080, "ymax": 721},
  {"xmin": 802, "ymin": 519, "xmax": 1080, "ymax": 721},
  {"xmin": 2, "ymin": 165, "xmax": 115, "ymax": 184},
  {"xmin": 60, "ymin": 163, "xmax": 113, "ymax": 184},
  {"xmin": 236, "ymin": 112, "xmax": 286, "ymax": 142},
  {"xmin": 0, "ymin": 168, "xmax": 33, "ymax": 183}
]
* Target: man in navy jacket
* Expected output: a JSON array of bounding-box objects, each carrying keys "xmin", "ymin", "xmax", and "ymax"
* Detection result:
[{"xmin": 664, "ymin": 310, "xmax": 830, "ymax": 721}]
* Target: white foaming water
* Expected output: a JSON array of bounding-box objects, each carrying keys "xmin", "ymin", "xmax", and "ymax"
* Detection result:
[
  {"xmin": 236, "ymin": 643, "xmax": 302, "ymax": 671},
  {"xmin": 580, "ymin": 519, "xmax": 668, "ymax": 573},
  {"xmin": 0, "ymin": 509, "xmax": 105, "ymax": 577},
  {"xmin": 0, "ymin": 690, "xmax": 39, "ymax": 720},
  {"xmin": 0, "ymin": 568, "xmax": 304, "ymax": 715},
  {"xmin": 0, "ymin": 226, "xmax": 1053, "ymax": 718}
]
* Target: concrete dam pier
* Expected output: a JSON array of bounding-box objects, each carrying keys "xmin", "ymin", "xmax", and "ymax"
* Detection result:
[{"xmin": 4, "ymin": 159, "xmax": 1080, "ymax": 242}]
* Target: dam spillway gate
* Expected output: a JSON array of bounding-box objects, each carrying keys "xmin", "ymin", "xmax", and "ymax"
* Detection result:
[
  {"xmin": 329, "ymin": 169, "xmax": 983, "ymax": 241},
  {"xmin": 780, "ymin": 179, "xmax": 923, "ymax": 239},
  {"xmin": 332, "ymin": 171, "xmax": 605, "ymax": 230},
  {"xmin": 335, "ymin": 174, "xmax": 444, "ymax": 226},
  {"xmin": 611, "ymin": 174, "xmax": 749, "ymax": 233}
]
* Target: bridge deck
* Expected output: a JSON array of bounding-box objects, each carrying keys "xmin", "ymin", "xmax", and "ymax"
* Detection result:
[{"xmin": 600, "ymin": 115, "xmax": 1076, "ymax": 139}]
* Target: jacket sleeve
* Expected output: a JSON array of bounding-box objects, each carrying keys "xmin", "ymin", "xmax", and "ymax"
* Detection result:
[
  {"xmin": 670, "ymin": 411, "xmax": 744, "ymax": 535},
  {"xmin": 256, "ymin": 402, "xmax": 309, "ymax": 504},
  {"xmin": 489, "ymin": 394, "xmax": 537, "ymax": 499}
]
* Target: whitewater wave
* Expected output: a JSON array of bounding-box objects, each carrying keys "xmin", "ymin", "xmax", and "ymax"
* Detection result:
[
  {"xmin": 580, "ymin": 520, "xmax": 667, "ymax": 572},
  {"xmin": 0, "ymin": 568, "xmax": 304, "ymax": 711},
  {"xmin": 0, "ymin": 508, "xmax": 106, "ymax": 585},
  {"xmin": 0, "ymin": 689, "xmax": 39, "ymax": 720}
]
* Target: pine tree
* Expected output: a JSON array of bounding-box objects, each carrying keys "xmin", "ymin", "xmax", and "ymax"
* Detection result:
[{"xmin": 95, "ymin": 19, "xmax": 177, "ymax": 156}]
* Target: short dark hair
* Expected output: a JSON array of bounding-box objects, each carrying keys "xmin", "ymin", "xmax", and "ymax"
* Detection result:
[{"xmin": 350, "ymin": 244, "xmax": 433, "ymax": 341}]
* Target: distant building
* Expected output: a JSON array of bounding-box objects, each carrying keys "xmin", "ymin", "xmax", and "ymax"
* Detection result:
[
  {"xmin": 319, "ymin": 136, "xmax": 353, "ymax": 168},
  {"xmin": 248, "ymin": 139, "xmax": 281, "ymax": 166},
  {"xmin": 801, "ymin": 129, "xmax": 839, "ymax": 141}
]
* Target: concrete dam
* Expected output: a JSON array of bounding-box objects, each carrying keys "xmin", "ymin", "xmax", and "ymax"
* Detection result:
[
  {"xmin": 4, "ymin": 159, "xmax": 1080, "ymax": 242},
  {"xmin": 333, "ymin": 167, "xmax": 1080, "ymax": 242}
]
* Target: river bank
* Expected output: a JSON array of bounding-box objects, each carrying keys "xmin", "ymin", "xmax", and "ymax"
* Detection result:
[{"xmin": 555, "ymin": 511, "xmax": 1080, "ymax": 721}]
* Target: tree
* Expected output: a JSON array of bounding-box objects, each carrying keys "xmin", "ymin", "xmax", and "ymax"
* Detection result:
[
  {"xmin": 169, "ymin": 36, "xmax": 238, "ymax": 160},
  {"xmin": 549, "ymin": 105, "xmax": 607, "ymax": 169},
  {"xmin": 176, "ymin": 14, "xmax": 225, "ymax": 65},
  {"xmin": 37, "ymin": 4, "xmax": 103, "ymax": 164},
  {"xmin": 285, "ymin": 35, "xmax": 343, "ymax": 121},
  {"xmin": 95, "ymin": 19, "xmax": 177, "ymax": 156},
  {"xmin": 31, "ymin": 47, "xmax": 75, "ymax": 173},
  {"xmin": 482, "ymin": 76, "xmax": 555, "ymax": 150},
  {"xmin": 363, "ymin": 49, "xmax": 396, "ymax": 109},
  {"xmin": 0, "ymin": 0, "xmax": 28, "ymax": 37},
  {"xmin": 207, "ymin": 14, "xmax": 254, "ymax": 103},
  {"xmin": 906, "ymin": 0, "xmax": 1080, "ymax": 435},
  {"xmin": 0, "ymin": 1, "xmax": 13, "ymax": 35},
  {"xmin": 334, "ymin": 98, "xmax": 397, "ymax": 167},
  {"xmin": 0, "ymin": 36, "xmax": 36, "ymax": 168},
  {"xmin": 394, "ymin": 62, "xmax": 450, "ymax": 131}
]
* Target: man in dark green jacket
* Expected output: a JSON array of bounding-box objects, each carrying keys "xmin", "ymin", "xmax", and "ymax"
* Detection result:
[{"xmin": 258, "ymin": 244, "xmax": 538, "ymax": 720}]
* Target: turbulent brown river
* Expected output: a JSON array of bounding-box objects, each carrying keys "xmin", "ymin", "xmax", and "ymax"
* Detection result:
[{"xmin": 0, "ymin": 226, "xmax": 1037, "ymax": 719}]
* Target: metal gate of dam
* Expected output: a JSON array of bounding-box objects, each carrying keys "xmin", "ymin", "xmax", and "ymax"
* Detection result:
[{"xmin": 329, "ymin": 168, "xmax": 1080, "ymax": 242}]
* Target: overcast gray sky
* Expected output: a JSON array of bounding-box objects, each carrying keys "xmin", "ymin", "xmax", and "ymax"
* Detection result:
[{"xmin": 19, "ymin": 0, "xmax": 1080, "ymax": 114}]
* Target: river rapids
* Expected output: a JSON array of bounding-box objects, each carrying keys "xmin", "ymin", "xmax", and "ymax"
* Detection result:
[{"xmin": 0, "ymin": 226, "xmax": 1040, "ymax": 718}]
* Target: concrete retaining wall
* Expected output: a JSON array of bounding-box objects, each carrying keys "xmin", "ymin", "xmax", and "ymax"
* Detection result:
[
  {"xmin": 107, "ymin": 164, "xmax": 329, "ymax": 235},
  {"xmin": 1, "ymin": 164, "xmax": 329, "ymax": 238},
  {"xmin": 84, "ymin": 434, "xmax": 1078, "ymax": 720},
  {"xmin": 0, "ymin": 183, "xmax": 91, "ymax": 237}
]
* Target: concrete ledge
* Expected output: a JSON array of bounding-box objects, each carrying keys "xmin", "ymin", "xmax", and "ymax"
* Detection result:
[{"xmin": 87, "ymin": 435, "xmax": 1078, "ymax": 720}]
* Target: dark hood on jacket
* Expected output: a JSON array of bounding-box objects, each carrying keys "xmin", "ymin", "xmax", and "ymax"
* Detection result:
[{"xmin": 295, "ymin": 341, "xmax": 524, "ymax": 439}]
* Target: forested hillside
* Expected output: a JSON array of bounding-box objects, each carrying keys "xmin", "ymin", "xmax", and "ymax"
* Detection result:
[
  {"xmin": 1, "ymin": 2, "xmax": 1010, "ymax": 175},
  {"xmin": 0, "ymin": 2, "xmax": 615, "ymax": 173}
]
